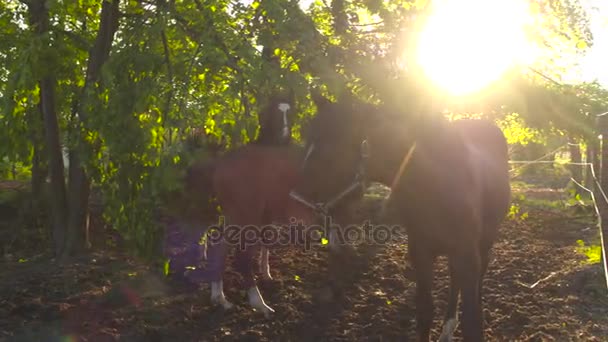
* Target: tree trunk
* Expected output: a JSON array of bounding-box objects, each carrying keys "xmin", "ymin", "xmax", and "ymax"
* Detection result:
[
  {"xmin": 31, "ymin": 144, "xmax": 48, "ymax": 202},
  {"xmin": 31, "ymin": 130, "xmax": 48, "ymax": 230},
  {"xmin": 331, "ymin": 0, "xmax": 348, "ymax": 36},
  {"xmin": 31, "ymin": 102, "xmax": 48, "ymax": 213},
  {"xmin": 26, "ymin": 0, "xmax": 69, "ymax": 257},
  {"xmin": 41, "ymin": 77, "xmax": 68, "ymax": 256},
  {"xmin": 61, "ymin": 0, "xmax": 121, "ymax": 260}
]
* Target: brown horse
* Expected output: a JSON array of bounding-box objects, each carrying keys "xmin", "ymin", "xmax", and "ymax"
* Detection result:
[
  {"xmin": 290, "ymin": 94, "xmax": 511, "ymax": 341},
  {"xmin": 168, "ymin": 94, "xmax": 310, "ymax": 317},
  {"xmin": 184, "ymin": 144, "xmax": 313, "ymax": 317},
  {"xmin": 253, "ymin": 92, "xmax": 296, "ymax": 281}
]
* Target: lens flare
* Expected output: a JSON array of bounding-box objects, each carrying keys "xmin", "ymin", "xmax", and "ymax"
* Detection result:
[{"xmin": 416, "ymin": 0, "xmax": 536, "ymax": 95}]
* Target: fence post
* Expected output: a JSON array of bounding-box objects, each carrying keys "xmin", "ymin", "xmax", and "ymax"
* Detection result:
[
  {"xmin": 568, "ymin": 138, "xmax": 583, "ymax": 194},
  {"xmin": 584, "ymin": 138, "xmax": 598, "ymax": 190},
  {"xmin": 595, "ymin": 113, "xmax": 608, "ymax": 291}
]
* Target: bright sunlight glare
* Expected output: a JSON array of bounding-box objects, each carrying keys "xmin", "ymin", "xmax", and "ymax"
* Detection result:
[{"xmin": 416, "ymin": 0, "xmax": 536, "ymax": 96}]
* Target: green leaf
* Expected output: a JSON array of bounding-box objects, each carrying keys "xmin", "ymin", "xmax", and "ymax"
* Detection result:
[{"xmin": 163, "ymin": 259, "xmax": 171, "ymax": 276}]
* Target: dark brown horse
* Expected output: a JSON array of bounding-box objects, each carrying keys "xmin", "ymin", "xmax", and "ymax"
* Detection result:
[{"xmin": 290, "ymin": 94, "xmax": 511, "ymax": 341}]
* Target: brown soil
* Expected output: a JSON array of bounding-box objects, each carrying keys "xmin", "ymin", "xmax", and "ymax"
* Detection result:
[{"xmin": 1, "ymin": 185, "xmax": 607, "ymax": 341}]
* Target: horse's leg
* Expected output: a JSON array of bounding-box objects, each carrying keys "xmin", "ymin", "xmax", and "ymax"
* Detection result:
[
  {"xmin": 439, "ymin": 259, "xmax": 460, "ymax": 342},
  {"xmin": 207, "ymin": 241, "xmax": 233, "ymax": 310},
  {"xmin": 477, "ymin": 237, "xmax": 494, "ymax": 330},
  {"xmin": 211, "ymin": 279, "xmax": 233, "ymax": 309},
  {"xmin": 222, "ymin": 196, "xmax": 274, "ymax": 317},
  {"xmin": 328, "ymin": 205, "xmax": 357, "ymax": 254},
  {"xmin": 328, "ymin": 225, "xmax": 340, "ymax": 251},
  {"xmin": 453, "ymin": 248, "xmax": 483, "ymax": 342},
  {"xmin": 260, "ymin": 246, "xmax": 272, "ymax": 280},
  {"xmin": 235, "ymin": 246, "xmax": 275, "ymax": 317},
  {"xmin": 409, "ymin": 239, "xmax": 436, "ymax": 342}
]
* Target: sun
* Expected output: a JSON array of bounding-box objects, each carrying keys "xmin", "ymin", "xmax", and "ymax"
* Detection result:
[{"xmin": 416, "ymin": 0, "xmax": 536, "ymax": 96}]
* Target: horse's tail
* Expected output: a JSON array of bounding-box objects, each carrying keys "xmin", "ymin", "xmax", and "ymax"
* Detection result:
[{"xmin": 183, "ymin": 159, "xmax": 219, "ymax": 218}]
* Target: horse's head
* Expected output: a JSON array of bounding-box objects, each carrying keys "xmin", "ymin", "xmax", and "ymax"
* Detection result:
[
  {"xmin": 257, "ymin": 93, "xmax": 295, "ymax": 145},
  {"xmin": 295, "ymin": 92, "xmax": 371, "ymax": 206}
]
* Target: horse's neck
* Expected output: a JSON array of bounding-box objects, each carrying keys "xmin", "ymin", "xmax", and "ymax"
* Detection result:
[
  {"xmin": 256, "ymin": 119, "xmax": 290, "ymax": 146},
  {"xmin": 366, "ymin": 118, "xmax": 416, "ymax": 186},
  {"xmin": 366, "ymin": 115, "xmax": 452, "ymax": 186}
]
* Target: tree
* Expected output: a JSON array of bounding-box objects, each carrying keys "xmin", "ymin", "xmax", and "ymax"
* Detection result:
[{"xmin": 24, "ymin": 0, "xmax": 69, "ymax": 256}]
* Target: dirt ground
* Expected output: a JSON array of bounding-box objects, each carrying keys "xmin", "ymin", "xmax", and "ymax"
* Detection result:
[{"xmin": 1, "ymin": 183, "xmax": 607, "ymax": 341}]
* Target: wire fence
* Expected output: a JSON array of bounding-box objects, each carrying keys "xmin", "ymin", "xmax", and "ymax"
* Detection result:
[{"xmin": 508, "ymin": 157, "xmax": 608, "ymax": 292}]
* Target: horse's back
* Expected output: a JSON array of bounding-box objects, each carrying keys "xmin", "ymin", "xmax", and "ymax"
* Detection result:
[
  {"xmin": 211, "ymin": 145, "xmax": 305, "ymax": 222},
  {"xmin": 215, "ymin": 145, "xmax": 302, "ymax": 184},
  {"xmin": 453, "ymin": 119, "xmax": 508, "ymax": 158}
]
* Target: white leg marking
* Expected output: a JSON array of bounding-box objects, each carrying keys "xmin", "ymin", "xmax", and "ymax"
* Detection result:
[
  {"xmin": 247, "ymin": 286, "xmax": 275, "ymax": 318},
  {"xmin": 210, "ymin": 280, "xmax": 233, "ymax": 310},
  {"xmin": 438, "ymin": 318, "xmax": 459, "ymax": 342},
  {"xmin": 261, "ymin": 247, "xmax": 272, "ymax": 280}
]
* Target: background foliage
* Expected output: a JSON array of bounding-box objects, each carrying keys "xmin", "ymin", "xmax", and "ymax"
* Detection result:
[{"xmin": 0, "ymin": 0, "xmax": 605, "ymax": 259}]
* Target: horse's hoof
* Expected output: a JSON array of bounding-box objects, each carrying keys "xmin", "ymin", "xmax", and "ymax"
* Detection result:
[
  {"xmin": 247, "ymin": 286, "xmax": 275, "ymax": 318},
  {"xmin": 261, "ymin": 305, "xmax": 275, "ymax": 318},
  {"xmin": 210, "ymin": 280, "xmax": 233, "ymax": 310},
  {"xmin": 211, "ymin": 296, "xmax": 234, "ymax": 310},
  {"xmin": 250, "ymin": 300, "xmax": 275, "ymax": 318}
]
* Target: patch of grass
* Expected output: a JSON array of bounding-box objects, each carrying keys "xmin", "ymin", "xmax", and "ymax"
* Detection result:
[
  {"xmin": 575, "ymin": 240, "xmax": 602, "ymax": 265},
  {"xmin": 522, "ymin": 197, "xmax": 564, "ymax": 210},
  {"xmin": 512, "ymin": 163, "xmax": 572, "ymax": 189},
  {"xmin": 510, "ymin": 180, "xmax": 534, "ymax": 191},
  {"xmin": 0, "ymin": 190, "xmax": 19, "ymax": 204},
  {"xmin": 507, "ymin": 203, "xmax": 529, "ymax": 221},
  {"xmin": 509, "ymin": 192, "xmax": 563, "ymax": 212}
]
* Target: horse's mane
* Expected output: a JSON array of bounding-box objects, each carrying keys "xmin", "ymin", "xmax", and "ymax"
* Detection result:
[
  {"xmin": 309, "ymin": 92, "xmax": 453, "ymax": 149},
  {"xmin": 343, "ymin": 97, "xmax": 461, "ymax": 156}
]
